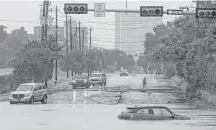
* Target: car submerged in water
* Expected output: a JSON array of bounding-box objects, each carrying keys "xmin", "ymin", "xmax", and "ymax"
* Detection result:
[{"xmin": 118, "ymin": 106, "xmax": 191, "ymax": 120}]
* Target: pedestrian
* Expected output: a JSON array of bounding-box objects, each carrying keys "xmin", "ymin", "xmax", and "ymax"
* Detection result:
[{"xmin": 142, "ymin": 77, "xmax": 147, "ymax": 90}]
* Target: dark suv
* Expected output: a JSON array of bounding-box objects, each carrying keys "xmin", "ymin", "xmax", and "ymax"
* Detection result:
[{"xmin": 89, "ymin": 72, "xmax": 106, "ymax": 86}]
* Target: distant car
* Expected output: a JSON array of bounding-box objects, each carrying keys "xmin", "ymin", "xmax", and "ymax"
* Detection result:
[
  {"xmin": 118, "ymin": 106, "xmax": 191, "ymax": 120},
  {"xmin": 9, "ymin": 83, "xmax": 48, "ymax": 104},
  {"xmin": 89, "ymin": 72, "xmax": 106, "ymax": 86},
  {"xmin": 120, "ymin": 70, "xmax": 128, "ymax": 76},
  {"xmin": 69, "ymin": 75, "xmax": 90, "ymax": 89}
]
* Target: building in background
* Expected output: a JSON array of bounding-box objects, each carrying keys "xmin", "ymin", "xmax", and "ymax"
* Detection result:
[
  {"xmin": 115, "ymin": 12, "xmax": 162, "ymax": 55},
  {"xmin": 33, "ymin": 26, "xmax": 65, "ymax": 44},
  {"xmin": 64, "ymin": 21, "xmax": 89, "ymax": 51}
]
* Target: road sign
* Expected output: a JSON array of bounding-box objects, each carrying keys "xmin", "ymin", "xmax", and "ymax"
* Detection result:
[
  {"xmin": 140, "ymin": 6, "xmax": 163, "ymax": 17},
  {"xmin": 94, "ymin": 3, "xmax": 105, "ymax": 17},
  {"xmin": 167, "ymin": 9, "xmax": 183, "ymax": 15},
  {"xmin": 196, "ymin": 8, "xmax": 216, "ymax": 18}
]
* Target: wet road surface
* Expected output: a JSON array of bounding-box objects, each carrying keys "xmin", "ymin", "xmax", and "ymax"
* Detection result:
[
  {"xmin": 0, "ymin": 103, "xmax": 216, "ymax": 130},
  {"xmin": 1, "ymin": 74, "xmax": 216, "ymax": 130}
]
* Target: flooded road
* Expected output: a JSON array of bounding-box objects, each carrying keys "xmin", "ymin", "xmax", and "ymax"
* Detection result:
[
  {"xmin": 1, "ymin": 74, "xmax": 216, "ymax": 130},
  {"xmin": 0, "ymin": 102, "xmax": 216, "ymax": 130}
]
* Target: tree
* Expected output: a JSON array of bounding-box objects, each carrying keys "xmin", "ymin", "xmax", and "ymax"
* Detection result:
[
  {"xmin": 60, "ymin": 50, "xmax": 86, "ymax": 75},
  {"xmin": 0, "ymin": 25, "xmax": 7, "ymax": 43},
  {"xmin": 146, "ymin": 1, "xmax": 216, "ymax": 98},
  {"xmin": 0, "ymin": 27, "xmax": 28, "ymax": 68},
  {"xmin": 137, "ymin": 55, "xmax": 147, "ymax": 70},
  {"xmin": 10, "ymin": 40, "xmax": 54, "ymax": 85}
]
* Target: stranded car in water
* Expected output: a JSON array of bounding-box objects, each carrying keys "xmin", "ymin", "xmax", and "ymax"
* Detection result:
[{"xmin": 118, "ymin": 106, "xmax": 191, "ymax": 120}]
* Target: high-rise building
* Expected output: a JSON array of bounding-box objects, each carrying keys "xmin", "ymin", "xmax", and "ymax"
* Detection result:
[{"xmin": 115, "ymin": 12, "xmax": 162, "ymax": 55}]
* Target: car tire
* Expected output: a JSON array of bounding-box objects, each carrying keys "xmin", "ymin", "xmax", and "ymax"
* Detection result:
[
  {"xmin": 10, "ymin": 101, "xmax": 15, "ymax": 104},
  {"xmin": 104, "ymin": 81, "xmax": 106, "ymax": 86},
  {"xmin": 73, "ymin": 86, "xmax": 76, "ymax": 89},
  {"xmin": 29, "ymin": 96, "xmax": 34, "ymax": 104},
  {"xmin": 41, "ymin": 95, "xmax": 47, "ymax": 104}
]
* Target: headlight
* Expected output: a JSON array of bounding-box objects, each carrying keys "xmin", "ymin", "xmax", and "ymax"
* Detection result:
[
  {"xmin": 72, "ymin": 80, "xmax": 76, "ymax": 83},
  {"xmin": 25, "ymin": 93, "xmax": 31, "ymax": 97},
  {"xmin": 84, "ymin": 80, "xmax": 87, "ymax": 82}
]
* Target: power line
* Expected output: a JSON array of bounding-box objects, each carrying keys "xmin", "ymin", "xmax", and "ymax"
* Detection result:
[
  {"xmin": 0, "ymin": 20, "xmax": 38, "ymax": 24},
  {"xmin": 92, "ymin": 39, "xmax": 144, "ymax": 43}
]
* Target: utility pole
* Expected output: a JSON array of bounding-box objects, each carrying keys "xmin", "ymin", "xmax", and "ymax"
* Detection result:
[
  {"xmin": 55, "ymin": 5, "xmax": 58, "ymax": 85},
  {"xmin": 44, "ymin": 0, "xmax": 49, "ymax": 43},
  {"xmin": 41, "ymin": 0, "xmax": 46, "ymax": 44},
  {"xmin": 82, "ymin": 28, "xmax": 84, "ymax": 51},
  {"xmin": 70, "ymin": 16, "xmax": 72, "ymax": 52},
  {"xmin": 69, "ymin": 16, "xmax": 73, "ymax": 76},
  {"xmin": 79, "ymin": 21, "xmax": 81, "ymax": 51},
  {"xmin": 90, "ymin": 27, "xmax": 92, "ymax": 50},
  {"xmin": 65, "ymin": 14, "xmax": 69, "ymax": 78},
  {"xmin": 75, "ymin": 26, "xmax": 78, "ymax": 50},
  {"xmin": 40, "ymin": 0, "xmax": 49, "ymax": 47}
]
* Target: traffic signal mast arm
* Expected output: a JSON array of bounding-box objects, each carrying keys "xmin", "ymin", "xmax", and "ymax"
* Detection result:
[{"xmin": 87, "ymin": 8, "xmax": 195, "ymax": 15}]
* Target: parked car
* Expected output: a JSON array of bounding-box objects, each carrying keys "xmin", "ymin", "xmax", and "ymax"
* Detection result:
[
  {"xmin": 89, "ymin": 72, "xmax": 106, "ymax": 86},
  {"xmin": 69, "ymin": 75, "xmax": 90, "ymax": 89},
  {"xmin": 118, "ymin": 106, "xmax": 191, "ymax": 120},
  {"xmin": 9, "ymin": 83, "xmax": 48, "ymax": 104},
  {"xmin": 120, "ymin": 70, "xmax": 128, "ymax": 76}
]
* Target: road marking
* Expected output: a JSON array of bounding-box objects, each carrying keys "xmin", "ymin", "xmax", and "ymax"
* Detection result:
[{"xmin": 73, "ymin": 89, "xmax": 76, "ymax": 102}]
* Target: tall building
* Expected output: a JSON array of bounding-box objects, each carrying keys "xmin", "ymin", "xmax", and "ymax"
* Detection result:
[
  {"xmin": 115, "ymin": 12, "xmax": 162, "ymax": 55},
  {"xmin": 64, "ymin": 21, "xmax": 89, "ymax": 51}
]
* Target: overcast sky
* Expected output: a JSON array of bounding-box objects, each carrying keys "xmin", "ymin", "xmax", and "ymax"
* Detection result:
[{"xmin": 0, "ymin": 0, "xmax": 196, "ymax": 48}]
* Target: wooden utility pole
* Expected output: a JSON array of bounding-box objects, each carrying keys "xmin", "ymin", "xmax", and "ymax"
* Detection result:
[
  {"xmin": 79, "ymin": 21, "xmax": 81, "ymax": 51},
  {"xmin": 55, "ymin": 5, "xmax": 58, "ymax": 85},
  {"xmin": 75, "ymin": 26, "xmax": 78, "ymax": 50},
  {"xmin": 70, "ymin": 16, "xmax": 72, "ymax": 52},
  {"xmin": 40, "ymin": 0, "xmax": 49, "ymax": 46},
  {"xmin": 41, "ymin": 0, "xmax": 46, "ymax": 44},
  {"xmin": 65, "ymin": 14, "xmax": 69, "ymax": 78},
  {"xmin": 90, "ymin": 27, "xmax": 92, "ymax": 50},
  {"xmin": 44, "ymin": 0, "xmax": 49, "ymax": 43},
  {"xmin": 82, "ymin": 29, "xmax": 84, "ymax": 51},
  {"xmin": 69, "ymin": 16, "xmax": 73, "ymax": 76}
]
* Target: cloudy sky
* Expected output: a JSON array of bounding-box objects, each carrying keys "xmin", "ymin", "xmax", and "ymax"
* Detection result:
[{"xmin": 0, "ymin": 0, "xmax": 196, "ymax": 49}]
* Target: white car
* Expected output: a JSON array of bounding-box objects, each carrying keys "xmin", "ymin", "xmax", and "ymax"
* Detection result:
[{"xmin": 9, "ymin": 83, "xmax": 48, "ymax": 104}]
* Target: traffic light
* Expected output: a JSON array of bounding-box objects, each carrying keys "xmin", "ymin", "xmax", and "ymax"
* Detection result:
[
  {"xmin": 196, "ymin": 8, "xmax": 216, "ymax": 18},
  {"xmin": 64, "ymin": 3, "xmax": 88, "ymax": 14},
  {"xmin": 140, "ymin": 6, "xmax": 163, "ymax": 17}
]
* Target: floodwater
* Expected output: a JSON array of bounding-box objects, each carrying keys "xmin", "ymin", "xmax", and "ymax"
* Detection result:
[{"xmin": 0, "ymin": 102, "xmax": 216, "ymax": 130}]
